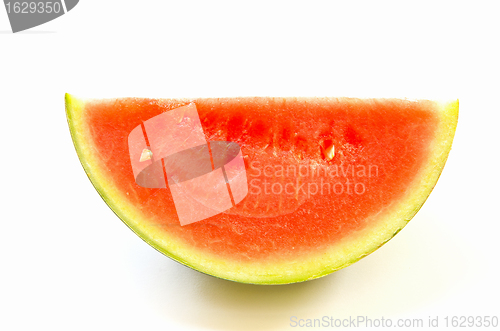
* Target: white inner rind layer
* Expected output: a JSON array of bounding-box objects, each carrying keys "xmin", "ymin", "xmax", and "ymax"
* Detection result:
[{"xmin": 66, "ymin": 94, "xmax": 458, "ymax": 284}]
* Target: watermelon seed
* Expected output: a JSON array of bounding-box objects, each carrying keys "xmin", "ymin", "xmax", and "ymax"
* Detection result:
[
  {"xmin": 140, "ymin": 148, "xmax": 153, "ymax": 162},
  {"xmin": 322, "ymin": 143, "xmax": 335, "ymax": 161}
]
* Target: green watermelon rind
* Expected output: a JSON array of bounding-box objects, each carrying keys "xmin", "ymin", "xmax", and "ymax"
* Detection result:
[
  {"xmin": 65, "ymin": 93, "xmax": 458, "ymax": 284},
  {"xmin": 65, "ymin": 94, "xmax": 198, "ymax": 269}
]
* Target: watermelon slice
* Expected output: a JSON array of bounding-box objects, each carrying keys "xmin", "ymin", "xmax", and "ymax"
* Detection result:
[{"xmin": 65, "ymin": 94, "xmax": 458, "ymax": 284}]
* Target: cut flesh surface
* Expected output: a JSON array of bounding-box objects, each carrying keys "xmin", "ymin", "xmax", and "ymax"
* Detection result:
[{"xmin": 66, "ymin": 94, "xmax": 458, "ymax": 284}]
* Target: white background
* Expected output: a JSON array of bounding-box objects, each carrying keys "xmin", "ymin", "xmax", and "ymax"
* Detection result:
[{"xmin": 1, "ymin": 1, "xmax": 499, "ymax": 330}]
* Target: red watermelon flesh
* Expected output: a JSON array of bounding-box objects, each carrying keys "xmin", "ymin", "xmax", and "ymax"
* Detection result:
[{"xmin": 66, "ymin": 95, "xmax": 458, "ymax": 284}]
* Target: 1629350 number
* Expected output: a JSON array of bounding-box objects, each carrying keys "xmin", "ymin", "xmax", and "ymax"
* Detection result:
[
  {"xmin": 5, "ymin": 2, "xmax": 62, "ymax": 14},
  {"xmin": 444, "ymin": 316, "xmax": 498, "ymax": 328}
]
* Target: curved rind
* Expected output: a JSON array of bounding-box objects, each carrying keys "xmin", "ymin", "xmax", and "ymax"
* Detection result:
[{"xmin": 65, "ymin": 94, "xmax": 458, "ymax": 284}]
